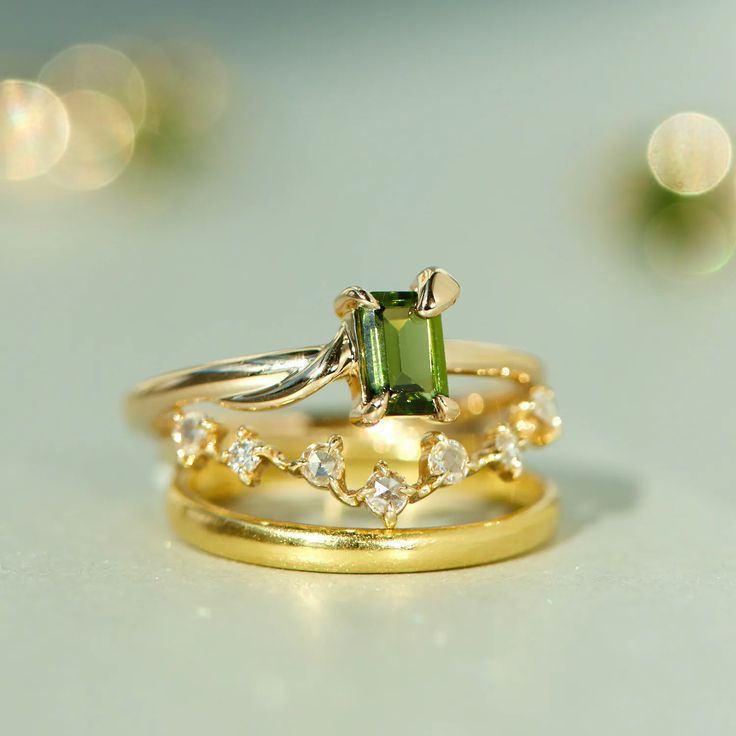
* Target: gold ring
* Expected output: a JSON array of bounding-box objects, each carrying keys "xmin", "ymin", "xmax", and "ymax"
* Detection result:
[
  {"xmin": 170, "ymin": 462, "xmax": 559, "ymax": 573},
  {"xmin": 126, "ymin": 266, "xmax": 562, "ymax": 571}
]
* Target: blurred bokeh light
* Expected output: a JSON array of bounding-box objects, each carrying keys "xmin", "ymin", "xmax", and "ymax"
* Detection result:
[
  {"xmin": 647, "ymin": 112, "xmax": 732, "ymax": 196},
  {"xmin": 136, "ymin": 38, "xmax": 229, "ymax": 138},
  {"xmin": 0, "ymin": 79, "xmax": 69, "ymax": 180},
  {"xmin": 39, "ymin": 44, "xmax": 147, "ymax": 131},
  {"xmin": 47, "ymin": 90, "xmax": 136, "ymax": 190},
  {"xmin": 1, "ymin": 37, "xmax": 229, "ymax": 191},
  {"xmin": 644, "ymin": 201, "xmax": 735, "ymax": 280}
]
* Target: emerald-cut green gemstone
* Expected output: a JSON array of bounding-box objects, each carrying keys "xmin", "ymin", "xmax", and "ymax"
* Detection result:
[{"xmin": 355, "ymin": 291, "xmax": 449, "ymax": 416}]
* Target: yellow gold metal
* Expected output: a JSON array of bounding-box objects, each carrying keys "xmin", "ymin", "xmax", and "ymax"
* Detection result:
[
  {"xmin": 127, "ymin": 339, "xmax": 544, "ymax": 431},
  {"xmin": 510, "ymin": 385, "xmax": 562, "ymax": 446},
  {"xmin": 333, "ymin": 286, "xmax": 380, "ymax": 318},
  {"xmin": 170, "ymin": 411, "xmax": 220, "ymax": 468},
  {"xmin": 411, "ymin": 266, "xmax": 461, "ymax": 318},
  {"xmin": 432, "ymin": 394, "xmax": 461, "ymax": 423},
  {"xmin": 349, "ymin": 390, "xmax": 390, "ymax": 427},
  {"xmin": 168, "ymin": 467, "xmax": 558, "ymax": 573}
]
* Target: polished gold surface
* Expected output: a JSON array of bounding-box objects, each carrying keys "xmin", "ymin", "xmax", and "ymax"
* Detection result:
[
  {"xmin": 169, "ymin": 464, "xmax": 559, "ymax": 573},
  {"xmin": 127, "ymin": 339, "xmax": 543, "ymax": 431},
  {"xmin": 411, "ymin": 266, "xmax": 460, "ymax": 318}
]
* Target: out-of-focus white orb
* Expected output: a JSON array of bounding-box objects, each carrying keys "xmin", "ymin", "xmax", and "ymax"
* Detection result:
[
  {"xmin": 47, "ymin": 90, "xmax": 136, "ymax": 191},
  {"xmin": 647, "ymin": 112, "xmax": 732, "ymax": 195},
  {"xmin": 39, "ymin": 44, "xmax": 147, "ymax": 131},
  {"xmin": 0, "ymin": 79, "xmax": 70, "ymax": 180}
]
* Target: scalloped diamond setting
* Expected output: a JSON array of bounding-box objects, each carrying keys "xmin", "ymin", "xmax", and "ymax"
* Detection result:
[
  {"xmin": 428, "ymin": 438, "xmax": 468, "ymax": 484},
  {"xmin": 363, "ymin": 466, "xmax": 409, "ymax": 525},
  {"xmin": 302, "ymin": 444, "xmax": 344, "ymax": 487},
  {"xmin": 225, "ymin": 437, "xmax": 262, "ymax": 482},
  {"xmin": 166, "ymin": 382, "xmax": 560, "ymax": 528}
]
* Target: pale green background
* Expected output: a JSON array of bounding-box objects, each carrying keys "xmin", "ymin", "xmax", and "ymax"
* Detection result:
[{"xmin": 1, "ymin": 2, "xmax": 734, "ymax": 734}]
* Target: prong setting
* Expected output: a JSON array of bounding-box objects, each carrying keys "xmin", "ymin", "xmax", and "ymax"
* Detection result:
[
  {"xmin": 424, "ymin": 432, "xmax": 469, "ymax": 485},
  {"xmin": 171, "ymin": 411, "xmax": 220, "ymax": 468},
  {"xmin": 334, "ymin": 286, "xmax": 380, "ymax": 318},
  {"xmin": 299, "ymin": 434, "xmax": 346, "ymax": 488},
  {"xmin": 362, "ymin": 462, "xmax": 409, "ymax": 528},
  {"xmin": 433, "ymin": 394, "xmax": 461, "ymax": 423},
  {"xmin": 222, "ymin": 427, "xmax": 265, "ymax": 486},
  {"xmin": 350, "ymin": 391, "xmax": 390, "ymax": 426},
  {"xmin": 510, "ymin": 386, "xmax": 562, "ymax": 446},
  {"xmin": 412, "ymin": 267, "xmax": 460, "ymax": 319}
]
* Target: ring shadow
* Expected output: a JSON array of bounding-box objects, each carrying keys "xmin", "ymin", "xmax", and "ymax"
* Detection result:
[{"xmin": 544, "ymin": 462, "xmax": 642, "ymax": 546}]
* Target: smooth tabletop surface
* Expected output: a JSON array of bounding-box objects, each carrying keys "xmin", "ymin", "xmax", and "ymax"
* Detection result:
[{"xmin": 1, "ymin": 2, "xmax": 734, "ymax": 734}]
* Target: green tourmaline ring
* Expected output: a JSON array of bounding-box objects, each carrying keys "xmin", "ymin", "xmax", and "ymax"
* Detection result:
[
  {"xmin": 128, "ymin": 266, "xmax": 552, "ymax": 430},
  {"xmin": 127, "ymin": 266, "xmax": 562, "ymax": 531},
  {"xmin": 130, "ymin": 267, "xmax": 468, "ymax": 428}
]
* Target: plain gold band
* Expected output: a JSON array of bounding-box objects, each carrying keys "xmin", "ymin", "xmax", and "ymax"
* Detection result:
[{"xmin": 168, "ymin": 467, "xmax": 559, "ymax": 573}]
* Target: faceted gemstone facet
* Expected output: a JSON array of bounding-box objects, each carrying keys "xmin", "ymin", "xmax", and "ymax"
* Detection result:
[
  {"xmin": 491, "ymin": 425, "xmax": 523, "ymax": 480},
  {"xmin": 363, "ymin": 468, "xmax": 409, "ymax": 520},
  {"xmin": 302, "ymin": 444, "xmax": 344, "ymax": 487},
  {"xmin": 171, "ymin": 412, "xmax": 214, "ymax": 467},
  {"xmin": 355, "ymin": 291, "xmax": 448, "ymax": 416},
  {"xmin": 226, "ymin": 438, "xmax": 262, "ymax": 482},
  {"xmin": 530, "ymin": 386, "xmax": 561, "ymax": 428},
  {"xmin": 428, "ymin": 438, "xmax": 469, "ymax": 484}
]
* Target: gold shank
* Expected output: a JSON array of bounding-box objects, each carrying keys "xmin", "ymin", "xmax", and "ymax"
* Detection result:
[
  {"xmin": 169, "ymin": 466, "xmax": 559, "ymax": 573},
  {"xmin": 127, "ymin": 340, "xmax": 543, "ymax": 432}
]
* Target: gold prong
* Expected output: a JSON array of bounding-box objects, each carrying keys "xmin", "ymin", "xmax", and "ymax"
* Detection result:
[
  {"xmin": 411, "ymin": 267, "xmax": 460, "ymax": 318},
  {"xmin": 235, "ymin": 426, "xmax": 258, "ymax": 441},
  {"xmin": 350, "ymin": 391, "xmax": 390, "ymax": 426},
  {"xmin": 374, "ymin": 460, "xmax": 391, "ymax": 474},
  {"xmin": 432, "ymin": 395, "xmax": 460, "ymax": 423},
  {"xmin": 383, "ymin": 508, "xmax": 398, "ymax": 529},
  {"xmin": 418, "ymin": 431, "xmax": 445, "ymax": 485},
  {"xmin": 333, "ymin": 286, "xmax": 380, "ymax": 318},
  {"xmin": 509, "ymin": 386, "xmax": 562, "ymax": 446},
  {"xmin": 327, "ymin": 434, "xmax": 344, "ymax": 452},
  {"xmin": 420, "ymin": 430, "xmax": 445, "ymax": 452},
  {"xmin": 171, "ymin": 411, "xmax": 221, "ymax": 468}
]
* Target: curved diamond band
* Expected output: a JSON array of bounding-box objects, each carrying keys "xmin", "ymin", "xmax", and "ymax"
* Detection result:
[{"xmin": 163, "ymin": 379, "xmax": 559, "ymax": 529}]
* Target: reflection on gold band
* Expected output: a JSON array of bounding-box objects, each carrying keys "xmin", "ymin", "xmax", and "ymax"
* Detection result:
[{"xmin": 170, "ymin": 464, "xmax": 559, "ymax": 573}]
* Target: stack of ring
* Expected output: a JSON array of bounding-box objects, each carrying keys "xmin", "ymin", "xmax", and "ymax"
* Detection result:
[{"xmin": 126, "ymin": 267, "xmax": 562, "ymax": 573}]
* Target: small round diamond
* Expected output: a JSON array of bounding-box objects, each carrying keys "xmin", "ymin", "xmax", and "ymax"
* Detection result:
[
  {"xmin": 171, "ymin": 412, "xmax": 214, "ymax": 466},
  {"xmin": 427, "ymin": 438, "xmax": 468, "ymax": 484},
  {"xmin": 530, "ymin": 386, "xmax": 560, "ymax": 428},
  {"xmin": 226, "ymin": 438, "xmax": 262, "ymax": 482},
  {"xmin": 491, "ymin": 425, "xmax": 522, "ymax": 480},
  {"xmin": 363, "ymin": 468, "xmax": 409, "ymax": 522},
  {"xmin": 302, "ymin": 444, "xmax": 344, "ymax": 487}
]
